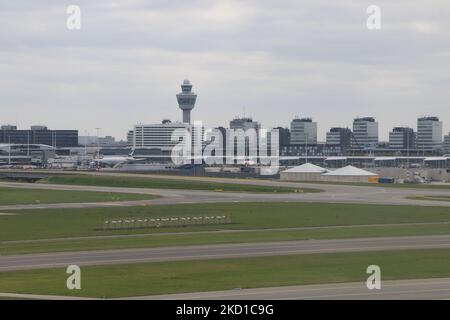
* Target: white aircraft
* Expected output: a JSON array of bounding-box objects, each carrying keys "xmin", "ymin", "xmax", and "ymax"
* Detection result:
[{"xmin": 90, "ymin": 154, "xmax": 145, "ymax": 167}]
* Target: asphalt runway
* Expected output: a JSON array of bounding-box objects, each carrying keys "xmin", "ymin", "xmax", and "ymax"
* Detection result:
[
  {"xmin": 136, "ymin": 278, "xmax": 450, "ymax": 300},
  {"xmin": 2, "ymin": 235, "xmax": 450, "ymax": 271}
]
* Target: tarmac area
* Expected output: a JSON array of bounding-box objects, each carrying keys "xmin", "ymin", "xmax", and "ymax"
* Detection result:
[{"xmin": 1, "ymin": 172, "xmax": 450, "ymax": 300}]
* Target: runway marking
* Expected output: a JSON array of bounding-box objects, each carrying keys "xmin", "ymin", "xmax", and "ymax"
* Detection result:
[
  {"xmin": 4, "ymin": 234, "xmax": 450, "ymax": 259},
  {"xmin": 0, "ymin": 292, "xmax": 95, "ymax": 300},
  {"xmin": 123, "ymin": 278, "xmax": 450, "ymax": 300},
  {"xmin": 3, "ymin": 241, "xmax": 450, "ymax": 271},
  {"xmin": 294, "ymin": 288, "xmax": 450, "ymax": 300}
]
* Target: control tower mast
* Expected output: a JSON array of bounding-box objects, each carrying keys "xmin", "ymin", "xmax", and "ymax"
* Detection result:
[{"xmin": 176, "ymin": 79, "xmax": 197, "ymax": 124}]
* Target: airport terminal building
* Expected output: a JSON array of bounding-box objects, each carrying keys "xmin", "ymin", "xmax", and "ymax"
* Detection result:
[
  {"xmin": 0, "ymin": 125, "xmax": 78, "ymax": 148},
  {"xmin": 133, "ymin": 120, "xmax": 190, "ymax": 152}
]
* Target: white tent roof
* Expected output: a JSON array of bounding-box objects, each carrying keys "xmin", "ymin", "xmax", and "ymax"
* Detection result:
[
  {"xmin": 322, "ymin": 165, "xmax": 377, "ymax": 176},
  {"xmin": 282, "ymin": 163, "xmax": 328, "ymax": 173}
]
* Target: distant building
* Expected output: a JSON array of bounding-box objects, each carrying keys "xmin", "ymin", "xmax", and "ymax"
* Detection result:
[
  {"xmin": 389, "ymin": 127, "xmax": 415, "ymax": 150},
  {"xmin": 444, "ymin": 133, "xmax": 450, "ymax": 154},
  {"xmin": 30, "ymin": 125, "xmax": 48, "ymax": 131},
  {"xmin": 0, "ymin": 125, "xmax": 78, "ymax": 147},
  {"xmin": 273, "ymin": 127, "xmax": 290, "ymax": 149},
  {"xmin": 416, "ymin": 117, "xmax": 443, "ymax": 151},
  {"xmin": 290, "ymin": 118, "xmax": 317, "ymax": 145},
  {"xmin": 229, "ymin": 117, "xmax": 261, "ymax": 161},
  {"xmin": 78, "ymin": 136, "xmax": 96, "ymax": 146},
  {"xmin": 78, "ymin": 135, "xmax": 117, "ymax": 146},
  {"xmin": 132, "ymin": 119, "xmax": 204, "ymax": 161},
  {"xmin": 207, "ymin": 126, "xmax": 227, "ymax": 163},
  {"xmin": 127, "ymin": 130, "xmax": 134, "ymax": 147},
  {"xmin": 230, "ymin": 117, "xmax": 260, "ymax": 131},
  {"xmin": 260, "ymin": 127, "xmax": 287, "ymax": 158},
  {"xmin": 351, "ymin": 117, "xmax": 378, "ymax": 149},
  {"xmin": 326, "ymin": 127, "xmax": 352, "ymax": 153},
  {"xmin": 133, "ymin": 120, "xmax": 190, "ymax": 151},
  {"xmin": 377, "ymin": 141, "xmax": 390, "ymax": 149},
  {"xmin": 100, "ymin": 136, "xmax": 116, "ymax": 145},
  {"xmin": 127, "ymin": 79, "xmax": 203, "ymax": 162},
  {"xmin": 1, "ymin": 125, "xmax": 17, "ymax": 130},
  {"xmin": 280, "ymin": 144, "xmax": 341, "ymax": 159}
]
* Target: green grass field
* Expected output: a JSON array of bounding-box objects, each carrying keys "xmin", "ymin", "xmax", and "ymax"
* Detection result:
[
  {"xmin": 39, "ymin": 174, "xmax": 321, "ymax": 193},
  {"xmin": 0, "ymin": 187, "xmax": 158, "ymax": 205},
  {"xmin": 2, "ymin": 202, "xmax": 450, "ymax": 255},
  {"xmin": 1, "ymin": 249, "xmax": 450, "ymax": 298},
  {"xmin": 3, "ymin": 223, "xmax": 450, "ymax": 256}
]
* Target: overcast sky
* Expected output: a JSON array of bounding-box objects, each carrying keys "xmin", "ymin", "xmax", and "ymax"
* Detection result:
[{"xmin": 1, "ymin": 0, "xmax": 449, "ymax": 140}]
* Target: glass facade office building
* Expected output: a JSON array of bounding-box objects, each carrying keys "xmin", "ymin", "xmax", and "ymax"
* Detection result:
[{"xmin": 0, "ymin": 126, "xmax": 78, "ymax": 147}]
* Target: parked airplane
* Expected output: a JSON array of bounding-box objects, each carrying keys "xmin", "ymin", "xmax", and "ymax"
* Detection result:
[{"xmin": 90, "ymin": 155, "xmax": 145, "ymax": 167}]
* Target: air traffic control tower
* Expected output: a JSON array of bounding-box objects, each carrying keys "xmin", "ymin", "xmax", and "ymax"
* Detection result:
[{"xmin": 176, "ymin": 79, "xmax": 197, "ymax": 124}]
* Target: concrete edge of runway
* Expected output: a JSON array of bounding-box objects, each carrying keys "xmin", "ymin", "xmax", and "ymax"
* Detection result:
[
  {"xmin": 2, "ymin": 277, "xmax": 450, "ymax": 300},
  {"xmin": 125, "ymin": 277, "xmax": 450, "ymax": 300}
]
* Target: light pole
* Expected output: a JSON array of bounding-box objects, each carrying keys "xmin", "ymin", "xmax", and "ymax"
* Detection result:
[
  {"xmin": 52, "ymin": 131, "xmax": 57, "ymax": 150},
  {"xmin": 95, "ymin": 127, "xmax": 101, "ymax": 169},
  {"xmin": 8, "ymin": 136, "xmax": 11, "ymax": 165},
  {"xmin": 84, "ymin": 130, "xmax": 88, "ymax": 157},
  {"xmin": 406, "ymin": 128, "xmax": 410, "ymax": 169},
  {"xmin": 95, "ymin": 128, "xmax": 101, "ymax": 157},
  {"xmin": 27, "ymin": 131, "xmax": 30, "ymax": 156},
  {"xmin": 305, "ymin": 133, "xmax": 308, "ymax": 164},
  {"xmin": 83, "ymin": 130, "xmax": 89, "ymax": 167}
]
